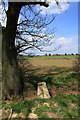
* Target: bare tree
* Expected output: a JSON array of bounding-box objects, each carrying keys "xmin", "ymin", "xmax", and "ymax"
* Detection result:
[
  {"xmin": 0, "ymin": 0, "xmax": 61, "ymax": 99},
  {"xmin": 16, "ymin": 5, "xmax": 61, "ymax": 55},
  {"xmin": 1, "ymin": 1, "xmax": 50, "ymax": 99}
]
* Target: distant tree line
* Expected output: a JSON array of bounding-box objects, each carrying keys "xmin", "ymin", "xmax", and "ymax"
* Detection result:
[
  {"xmin": 44, "ymin": 53, "xmax": 79, "ymax": 56},
  {"xmin": 18, "ymin": 53, "xmax": 79, "ymax": 57}
]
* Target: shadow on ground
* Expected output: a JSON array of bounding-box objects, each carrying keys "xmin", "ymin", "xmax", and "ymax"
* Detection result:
[{"xmin": 17, "ymin": 57, "xmax": 78, "ymax": 100}]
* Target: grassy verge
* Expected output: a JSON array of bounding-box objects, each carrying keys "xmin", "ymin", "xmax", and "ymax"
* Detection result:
[
  {"xmin": 18, "ymin": 55, "xmax": 78, "ymax": 59},
  {"xmin": 2, "ymin": 99, "xmax": 37, "ymax": 119},
  {"xmin": 2, "ymin": 56, "xmax": 78, "ymax": 119},
  {"xmin": 2, "ymin": 94, "xmax": 79, "ymax": 119},
  {"xmin": 25, "ymin": 69, "xmax": 78, "ymax": 91},
  {"xmin": 34, "ymin": 94, "xmax": 79, "ymax": 118},
  {"xmin": 18, "ymin": 56, "xmax": 78, "ymax": 91}
]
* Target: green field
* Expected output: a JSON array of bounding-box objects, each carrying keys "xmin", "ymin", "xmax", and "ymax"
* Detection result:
[{"xmin": 2, "ymin": 55, "xmax": 79, "ymax": 119}]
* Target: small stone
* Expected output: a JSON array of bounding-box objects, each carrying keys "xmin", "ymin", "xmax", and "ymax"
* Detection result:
[
  {"xmin": 19, "ymin": 113, "xmax": 25, "ymax": 118},
  {"xmin": 31, "ymin": 107, "xmax": 36, "ymax": 113},
  {"xmin": 11, "ymin": 113, "xmax": 18, "ymax": 118},
  {"xmin": 37, "ymin": 82, "xmax": 50, "ymax": 99},
  {"xmin": 44, "ymin": 102, "xmax": 50, "ymax": 107},
  {"xmin": 28, "ymin": 113, "xmax": 38, "ymax": 119}
]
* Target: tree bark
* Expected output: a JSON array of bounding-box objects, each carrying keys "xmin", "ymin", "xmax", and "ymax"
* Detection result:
[
  {"xmin": 2, "ymin": 1, "xmax": 48, "ymax": 99},
  {"xmin": 2, "ymin": 3, "xmax": 23, "ymax": 99}
]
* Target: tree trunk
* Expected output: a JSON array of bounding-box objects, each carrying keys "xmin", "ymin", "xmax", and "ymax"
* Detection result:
[
  {"xmin": 2, "ymin": 3, "xmax": 23, "ymax": 99},
  {"xmin": 2, "ymin": 1, "xmax": 48, "ymax": 99}
]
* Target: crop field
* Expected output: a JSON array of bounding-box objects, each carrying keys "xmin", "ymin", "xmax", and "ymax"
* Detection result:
[
  {"xmin": 2, "ymin": 55, "xmax": 79, "ymax": 119},
  {"xmin": 27, "ymin": 55, "xmax": 76, "ymax": 67}
]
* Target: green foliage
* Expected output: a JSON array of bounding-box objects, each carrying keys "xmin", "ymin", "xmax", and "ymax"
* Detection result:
[
  {"xmin": 35, "ymin": 98, "xmax": 48, "ymax": 103},
  {"xmin": 3, "ymin": 55, "xmax": 79, "ymax": 119},
  {"xmin": 52, "ymin": 94, "xmax": 78, "ymax": 104},
  {"xmin": 34, "ymin": 105, "xmax": 49, "ymax": 118},
  {"xmin": 3, "ymin": 100, "xmax": 36, "ymax": 117},
  {"xmin": 3, "ymin": 94, "xmax": 79, "ymax": 118},
  {"xmin": 3, "ymin": 103, "xmax": 11, "ymax": 110},
  {"xmin": 24, "ymin": 65, "xmax": 77, "ymax": 90},
  {"xmin": 18, "ymin": 55, "xmax": 77, "ymax": 59},
  {"xmin": 51, "ymin": 94, "xmax": 79, "ymax": 118},
  {"xmin": 34, "ymin": 94, "xmax": 79, "ymax": 118},
  {"xmin": 38, "ymin": 114, "xmax": 49, "ymax": 119},
  {"xmin": 35, "ymin": 105, "xmax": 48, "ymax": 113},
  {"xmin": 21, "ymin": 108, "xmax": 30, "ymax": 116}
]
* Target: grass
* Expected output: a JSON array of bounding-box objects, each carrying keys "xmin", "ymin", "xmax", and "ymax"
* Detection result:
[
  {"xmin": 24, "ymin": 70, "xmax": 78, "ymax": 91},
  {"xmin": 35, "ymin": 94, "xmax": 79, "ymax": 118},
  {"xmin": 2, "ymin": 94, "xmax": 79, "ymax": 119},
  {"xmin": 18, "ymin": 55, "xmax": 78, "ymax": 59},
  {"xmin": 3, "ymin": 100, "xmax": 36, "ymax": 117},
  {"xmin": 2, "ymin": 55, "xmax": 79, "ymax": 119},
  {"xmin": 34, "ymin": 105, "xmax": 50, "ymax": 118},
  {"xmin": 18, "ymin": 55, "xmax": 77, "ymax": 67}
]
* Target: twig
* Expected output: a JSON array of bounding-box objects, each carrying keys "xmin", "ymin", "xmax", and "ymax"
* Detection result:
[{"xmin": 8, "ymin": 108, "xmax": 12, "ymax": 120}]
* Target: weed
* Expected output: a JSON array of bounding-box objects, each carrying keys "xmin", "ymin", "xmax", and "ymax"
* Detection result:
[
  {"xmin": 21, "ymin": 108, "xmax": 30, "ymax": 116},
  {"xmin": 3, "ymin": 100, "xmax": 36, "ymax": 117},
  {"xmin": 34, "ymin": 105, "xmax": 50, "ymax": 118}
]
